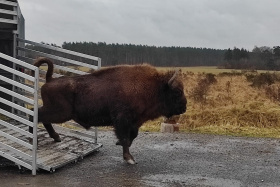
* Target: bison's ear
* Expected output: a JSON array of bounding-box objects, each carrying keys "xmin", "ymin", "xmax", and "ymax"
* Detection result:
[{"xmin": 168, "ymin": 69, "xmax": 179, "ymax": 87}]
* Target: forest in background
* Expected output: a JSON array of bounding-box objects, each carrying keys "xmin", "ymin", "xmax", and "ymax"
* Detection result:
[
  {"xmin": 61, "ymin": 42, "xmax": 225, "ymax": 67},
  {"xmin": 27, "ymin": 42, "xmax": 280, "ymax": 70}
]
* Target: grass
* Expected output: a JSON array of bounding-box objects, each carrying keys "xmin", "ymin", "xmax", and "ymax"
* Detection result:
[
  {"xmin": 158, "ymin": 66, "xmax": 240, "ymax": 74},
  {"xmin": 183, "ymin": 125, "xmax": 280, "ymax": 138},
  {"xmin": 141, "ymin": 66, "xmax": 280, "ymax": 138},
  {"xmin": 159, "ymin": 66, "xmax": 279, "ymax": 75}
]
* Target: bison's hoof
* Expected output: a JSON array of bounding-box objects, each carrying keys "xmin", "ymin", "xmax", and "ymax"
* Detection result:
[
  {"xmin": 125, "ymin": 159, "xmax": 137, "ymax": 165},
  {"xmin": 52, "ymin": 134, "xmax": 61, "ymax": 142},
  {"xmin": 54, "ymin": 137, "xmax": 61, "ymax": 142},
  {"xmin": 116, "ymin": 140, "xmax": 121, "ymax": 146},
  {"xmin": 126, "ymin": 159, "xmax": 137, "ymax": 165}
]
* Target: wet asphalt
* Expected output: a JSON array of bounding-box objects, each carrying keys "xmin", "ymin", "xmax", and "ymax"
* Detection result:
[{"xmin": 1, "ymin": 130, "xmax": 280, "ymax": 187}]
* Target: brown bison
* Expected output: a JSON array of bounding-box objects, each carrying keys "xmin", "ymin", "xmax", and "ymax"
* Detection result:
[{"xmin": 30, "ymin": 57, "xmax": 187, "ymax": 164}]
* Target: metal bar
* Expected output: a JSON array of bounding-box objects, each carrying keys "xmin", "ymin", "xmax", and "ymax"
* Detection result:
[
  {"xmin": 39, "ymin": 69, "xmax": 62, "ymax": 78},
  {"xmin": 0, "ymin": 120, "xmax": 32, "ymax": 138},
  {"xmin": 0, "ymin": 9, "xmax": 17, "ymax": 15},
  {"xmin": 17, "ymin": 46, "xmax": 99, "ymax": 70},
  {"xmin": 12, "ymin": 33, "xmax": 17, "ymax": 115},
  {"xmin": 0, "ymin": 52, "xmax": 37, "ymax": 70},
  {"xmin": 0, "ymin": 142, "xmax": 32, "ymax": 161},
  {"xmin": 0, "ymin": 151, "xmax": 32, "ymax": 170},
  {"xmin": 17, "ymin": 91, "xmax": 36, "ymax": 99},
  {"xmin": 16, "ymin": 55, "xmax": 34, "ymax": 64},
  {"xmin": 32, "ymin": 68, "xmax": 39, "ymax": 175},
  {"xmin": 17, "ymin": 38, "xmax": 100, "ymax": 61},
  {"xmin": 0, "ymin": 75, "xmax": 34, "ymax": 93},
  {"xmin": 0, "ymin": 108, "xmax": 33, "ymax": 127},
  {"xmin": 98, "ymin": 58, "xmax": 102, "ymax": 70},
  {"xmin": 0, "ymin": 17, "xmax": 17, "ymax": 24},
  {"xmin": 0, "ymin": 130, "xmax": 32, "ymax": 149},
  {"xmin": 0, "ymin": 0, "xmax": 18, "ymax": 6},
  {"xmin": 14, "ymin": 89, "xmax": 38, "ymax": 98},
  {"xmin": 94, "ymin": 127, "xmax": 98, "ymax": 143},
  {"xmin": 0, "ymin": 87, "xmax": 34, "ymax": 104},
  {"xmin": 54, "ymin": 65, "xmax": 88, "ymax": 75},
  {"xmin": 18, "ymin": 81, "xmax": 36, "ymax": 89},
  {"xmin": 14, "ymin": 4, "xmax": 19, "ymax": 35},
  {"xmin": 0, "ymin": 64, "xmax": 36, "ymax": 82},
  {"xmin": 0, "ymin": 97, "xmax": 34, "ymax": 116}
]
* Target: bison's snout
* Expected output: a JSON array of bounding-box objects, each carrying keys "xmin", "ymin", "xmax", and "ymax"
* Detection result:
[
  {"xmin": 178, "ymin": 97, "xmax": 187, "ymax": 114},
  {"xmin": 180, "ymin": 104, "xmax": 187, "ymax": 113},
  {"xmin": 168, "ymin": 104, "xmax": 186, "ymax": 118},
  {"xmin": 176, "ymin": 104, "xmax": 186, "ymax": 115}
]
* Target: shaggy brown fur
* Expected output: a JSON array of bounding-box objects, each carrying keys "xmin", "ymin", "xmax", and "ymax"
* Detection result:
[{"xmin": 30, "ymin": 57, "xmax": 187, "ymax": 164}]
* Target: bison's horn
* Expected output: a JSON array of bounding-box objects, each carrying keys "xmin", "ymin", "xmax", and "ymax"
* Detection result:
[{"xmin": 168, "ymin": 69, "xmax": 179, "ymax": 85}]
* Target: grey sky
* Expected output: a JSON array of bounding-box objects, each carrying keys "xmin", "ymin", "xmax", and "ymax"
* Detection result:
[{"xmin": 19, "ymin": 0, "xmax": 280, "ymax": 51}]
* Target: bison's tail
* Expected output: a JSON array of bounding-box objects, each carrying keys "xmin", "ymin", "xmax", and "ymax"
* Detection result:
[{"xmin": 34, "ymin": 57, "xmax": 54, "ymax": 83}]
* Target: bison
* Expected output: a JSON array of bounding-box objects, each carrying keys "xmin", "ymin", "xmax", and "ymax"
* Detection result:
[{"xmin": 30, "ymin": 57, "xmax": 187, "ymax": 164}]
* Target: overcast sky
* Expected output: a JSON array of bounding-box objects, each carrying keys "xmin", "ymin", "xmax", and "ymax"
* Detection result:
[{"xmin": 18, "ymin": 0, "xmax": 280, "ymax": 51}]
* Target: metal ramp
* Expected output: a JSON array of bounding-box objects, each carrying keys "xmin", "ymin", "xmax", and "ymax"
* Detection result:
[
  {"xmin": 0, "ymin": 38, "xmax": 102, "ymax": 175},
  {"xmin": 0, "ymin": 122, "xmax": 102, "ymax": 173},
  {"xmin": 1, "ymin": 123, "xmax": 102, "ymax": 173}
]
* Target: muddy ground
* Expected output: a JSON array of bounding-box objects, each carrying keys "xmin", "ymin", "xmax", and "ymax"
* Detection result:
[{"xmin": 1, "ymin": 130, "xmax": 280, "ymax": 187}]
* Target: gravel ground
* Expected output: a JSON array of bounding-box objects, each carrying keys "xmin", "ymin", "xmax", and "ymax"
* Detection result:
[{"xmin": 1, "ymin": 130, "xmax": 280, "ymax": 187}]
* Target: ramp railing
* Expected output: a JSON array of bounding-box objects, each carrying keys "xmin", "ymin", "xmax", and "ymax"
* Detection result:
[
  {"xmin": 0, "ymin": 37, "xmax": 101, "ymax": 175},
  {"xmin": 16, "ymin": 38, "xmax": 101, "ymax": 144},
  {"xmin": 0, "ymin": 52, "xmax": 39, "ymax": 175},
  {"xmin": 0, "ymin": 0, "xmax": 18, "ymax": 25}
]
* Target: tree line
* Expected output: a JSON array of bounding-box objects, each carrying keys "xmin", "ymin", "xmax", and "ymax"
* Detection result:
[
  {"xmin": 25, "ymin": 41, "xmax": 280, "ymax": 70},
  {"xmin": 222, "ymin": 46, "xmax": 280, "ymax": 70},
  {"xmin": 251, "ymin": 46, "xmax": 280, "ymax": 70},
  {"xmin": 61, "ymin": 42, "xmax": 225, "ymax": 67}
]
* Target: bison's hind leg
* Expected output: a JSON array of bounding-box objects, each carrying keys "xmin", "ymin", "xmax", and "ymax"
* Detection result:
[
  {"xmin": 37, "ymin": 105, "xmax": 72, "ymax": 142},
  {"xmin": 29, "ymin": 114, "xmax": 61, "ymax": 142},
  {"xmin": 42, "ymin": 123, "xmax": 61, "ymax": 142}
]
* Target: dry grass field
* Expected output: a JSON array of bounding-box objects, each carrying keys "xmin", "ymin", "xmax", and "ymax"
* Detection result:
[{"xmin": 141, "ymin": 67, "xmax": 280, "ymax": 138}]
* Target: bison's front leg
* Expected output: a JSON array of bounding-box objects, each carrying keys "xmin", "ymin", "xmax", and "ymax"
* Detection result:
[
  {"xmin": 116, "ymin": 127, "xmax": 139, "ymax": 147},
  {"xmin": 122, "ymin": 145, "xmax": 136, "ymax": 164},
  {"xmin": 114, "ymin": 121, "xmax": 138, "ymax": 164},
  {"xmin": 116, "ymin": 133, "xmax": 136, "ymax": 164},
  {"xmin": 122, "ymin": 127, "xmax": 139, "ymax": 164}
]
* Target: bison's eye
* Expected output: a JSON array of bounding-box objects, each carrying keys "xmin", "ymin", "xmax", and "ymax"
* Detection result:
[
  {"xmin": 178, "ymin": 89, "xmax": 184, "ymax": 95},
  {"xmin": 179, "ymin": 90, "xmax": 183, "ymax": 95},
  {"xmin": 174, "ymin": 89, "xmax": 183, "ymax": 97}
]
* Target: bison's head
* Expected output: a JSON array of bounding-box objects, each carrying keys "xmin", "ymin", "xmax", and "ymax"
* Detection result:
[{"xmin": 161, "ymin": 70, "xmax": 187, "ymax": 118}]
